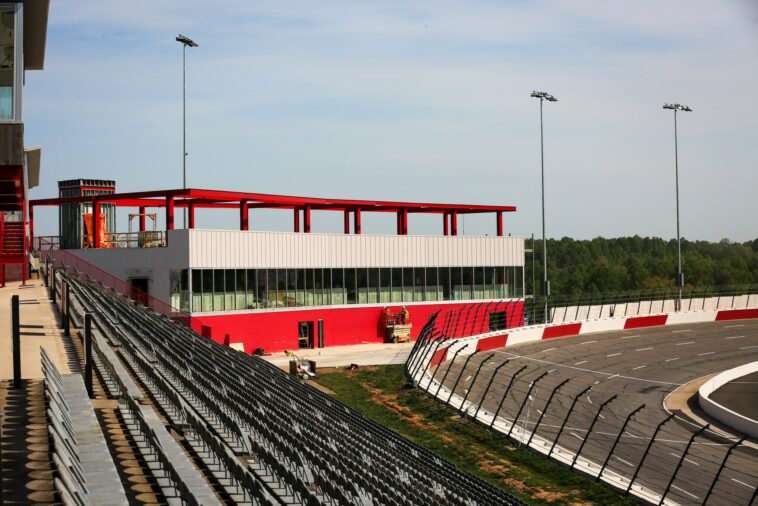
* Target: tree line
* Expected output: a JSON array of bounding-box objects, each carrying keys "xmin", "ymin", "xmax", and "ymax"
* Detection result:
[{"xmin": 525, "ymin": 236, "xmax": 758, "ymax": 296}]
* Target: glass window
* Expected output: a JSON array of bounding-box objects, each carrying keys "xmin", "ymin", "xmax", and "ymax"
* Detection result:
[
  {"xmin": 483, "ymin": 267, "xmax": 496, "ymax": 299},
  {"xmin": 202, "ymin": 270, "xmax": 213, "ymax": 311},
  {"xmin": 390, "ymin": 268, "xmax": 402, "ymax": 302},
  {"xmin": 277, "ymin": 268, "xmax": 288, "ymax": 307},
  {"xmin": 473, "ymin": 267, "xmax": 484, "ymax": 300},
  {"xmin": 439, "ymin": 267, "xmax": 451, "ymax": 301},
  {"xmin": 414, "ymin": 268, "xmax": 424, "ymax": 302},
  {"xmin": 379, "ymin": 268, "xmax": 391, "ymax": 303},
  {"xmin": 425, "ymin": 267, "xmax": 439, "ymax": 301},
  {"xmin": 323, "ymin": 269, "xmax": 332, "ymax": 305},
  {"xmin": 402, "ymin": 268, "xmax": 414, "ymax": 302},
  {"xmin": 356, "ymin": 268, "xmax": 368, "ymax": 304},
  {"xmin": 304, "ymin": 269, "xmax": 315, "ymax": 306},
  {"xmin": 180, "ymin": 269, "xmax": 189, "ymax": 312},
  {"xmin": 451, "ymin": 267, "xmax": 463, "ymax": 300},
  {"xmin": 0, "ymin": 5, "xmax": 15, "ymax": 120},
  {"xmin": 461, "ymin": 267, "xmax": 473, "ymax": 300},
  {"xmin": 332, "ymin": 268, "xmax": 345, "ymax": 305},
  {"xmin": 214, "ymin": 270, "xmax": 225, "ymax": 311},
  {"xmin": 368, "ymin": 268, "xmax": 380, "ymax": 304},
  {"xmin": 191, "ymin": 269, "xmax": 202, "ymax": 312},
  {"xmin": 246, "ymin": 270, "xmax": 257, "ymax": 309},
  {"xmin": 345, "ymin": 268, "xmax": 357, "ymax": 304},
  {"xmin": 236, "ymin": 269, "xmax": 247, "ymax": 310},
  {"xmin": 225, "ymin": 270, "xmax": 235, "ymax": 310},
  {"xmin": 489, "ymin": 311, "xmax": 506, "ymax": 331},
  {"xmin": 314, "ymin": 269, "xmax": 324, "ymax": 306},
  {"xmin": 286, "ymin": 269, "xmax": 297, "ymax": 307},
  {"xmin": 257, "ymin": 269, "xmax": 268, "ymax": 309}
]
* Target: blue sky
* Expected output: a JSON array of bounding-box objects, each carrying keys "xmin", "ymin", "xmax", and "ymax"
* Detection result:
[{"xmin": 25, "ymin": 0, "xmax": 758, "ymax": 241}]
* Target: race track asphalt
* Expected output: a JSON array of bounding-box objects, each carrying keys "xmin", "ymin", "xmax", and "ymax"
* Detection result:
[{"xmin": 432, "ymin": 319, "xmax": 758, "ymax": 505}]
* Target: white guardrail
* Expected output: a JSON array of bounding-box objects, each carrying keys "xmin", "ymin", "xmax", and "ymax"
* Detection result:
[{"xmin": 699, "ymin": 361, "xmax": 758, "ymax": 439}]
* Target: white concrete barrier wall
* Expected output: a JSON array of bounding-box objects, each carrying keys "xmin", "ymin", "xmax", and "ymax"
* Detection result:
[{"xmin": 698, "ymin": 361, "xmax": 758, "ymax": 439}]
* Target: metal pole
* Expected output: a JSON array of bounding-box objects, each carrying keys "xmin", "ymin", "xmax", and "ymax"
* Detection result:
[
  {"xmin": 424, "ymin": 343, "xmax": 451, "ymax": 394},
  {"xmin": 702, "ymin": 436, "xmax": 745, "ymax": 504},
  {"xmin": 410, "ymin": 334, "xmax": 442, "ymax": 381},
  {"xmin": 527, "ymin": 378, "xmax": 570, "ymax": 447},
  {"xmin": 548, "ymin": 385, "xmax": 592, "ymax": 457},
  {"xmin": 182, "ymin": 42, "xmax": 187, "ymax": 228},
  {"xmin": 458, "ymin": 353, "xmax": 494, "ymax": 413},
  {"xmin": 446, "ymin": 351, "xmax": 480, "ymax": 405},
  {"xmin": 571, "ymin": 394, "xmax": 618, "ymax": 468},
  {"xmin": 539, "ymin": 97, "xmax": 549, "ymax": 323},
  {"xmin": 625, "ymin": 413, "xmax": 675, "ymax": 496},
  {"xmin": 597, "ymin": 404, "xmax": 645, "ymax": 482},
  {"xmin": 490, "ymin": 365, "xmax": 527, "ymax": 429},
  {"xmin": 474, "ymin": 360, "xmax": 509, "ymax": 421},
  {"xmin": 659, "ymin": 424, "xmax": 709, "ymax": 505},
  {"xmin": 508, "ymin": 371, "xmax": 548, "ymax": 438},
  {"xmin": 673, "ymin": 108, "xmax": 682, "ymax": 312},
  {"xmin": 84, "ymin": 313, "xmax": 93, "ymax": 398},
  {"xmin": 12, "ymin": 295, "xmax": 21, "ymax": 389},
  {"xmin": 434, "ymin": 347, "xmax": 466, "ymax": 398},
  {"xmin": 63, "ymin": 281, "xmax": 70, "ymax": 337}
]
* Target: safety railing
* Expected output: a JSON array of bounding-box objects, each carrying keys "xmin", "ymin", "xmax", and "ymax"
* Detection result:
[
  {"xmin": 405, "ymin": 314, "xmax": 758, "ymax": 506},
  {"xmin": 36, "ymin": 237, "xmax": 188, "ymax": 324}
]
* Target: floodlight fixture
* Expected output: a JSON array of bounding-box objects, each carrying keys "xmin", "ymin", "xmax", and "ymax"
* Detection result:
[
  {"xmin": 663, "ymin": 103, "xmax": 692, "ymax": 112},
  {"xmin": 176, "ymin": 34, "xmax": 198, "ymax": 47},
  {"xmin": 531, "ymin": 91, "xmax": 557, "ymax": 102}
]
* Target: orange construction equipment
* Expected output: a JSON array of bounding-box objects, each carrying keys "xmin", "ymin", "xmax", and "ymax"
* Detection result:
[{"xmin": 83, "ymin": 213, "xmax": 111, "ymax": 248}]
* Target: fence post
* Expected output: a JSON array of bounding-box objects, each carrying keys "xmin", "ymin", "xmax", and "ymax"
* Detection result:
[
  {"xmin": 12, "ymin": 295, "xmax": 21, "ymax": 389},
  {"xmin": 84, "ymin": 313, "xmax": 94, "ymax": 399},
  {"xmin": 63, "ymin": 281, "xmax": 71, "ymax": 337},
  {"xmin": 548, "ymin": 385, "xmax": 592, "ymax": 457},
  {"xmin": 424, "ymin": 343, "xmax": 452, "ymax": 394},
  {"xmin": 702, "ymin": 435, "xmax": 746, "ymax": 504},
  {"xmin": 445, "ymin": 351, "xmax": 479, "ymax": 405},
  {"xmin": 596, "ymin": 404, "xmax": 645, "ymax": 482},
  {"xmin": 571, "ymin": 394, "xmax": 617, "ymax": 468},
  {"xmin": 490, "ymin": 365, "xmax": 527, "ymax": 429},
  {"xmin": 474, "ymin": 360, "xmax": 509, "ymax": 421},
  {"xmin": 527, "ymin": 378, "xmax": 570, "ymax": 447},
  {"xmin": 507, "ymin": 371, "xmax": 548, "ymax": 439},
  {"xmin": 50, "ymin": 267, "xmax": 56, "ymax": 303},
  {"xmin": 659, "ymin": 424, "xmax": 709, "ymax": 505},
  {"xmin": 43, "ymin": 258, "xmax": 49, "ymax": 287},
  {"xmin": 458, "ymin": 353, "xmax": 495, "ymax": 414},
  {"xmin": 434, "ymin": 346, "xmax": 467, "ymax": 398},
  {"xmin": 410, "ymin": 334, "xmax": 442, "ymax": 381},
  {"xmin": 625, "ymin": 413, "xmax": 675, "ymax": 496}
]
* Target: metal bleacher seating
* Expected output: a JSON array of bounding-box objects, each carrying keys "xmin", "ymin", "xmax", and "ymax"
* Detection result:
[{"xmin": 58, "ymin": 269, "xmax": 525, "ymax": 506}]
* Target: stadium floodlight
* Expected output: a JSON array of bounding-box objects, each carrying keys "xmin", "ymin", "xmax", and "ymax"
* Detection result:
[
  {"xmin": 530, "ymin": 90, "xmax": 558, "ymax": 322},
  {"xmin": 663, "ymin": 102, "xmax": 692, "ymax": 311},
  {"xmin": 176, "ymin": 34, "xmax": 198, "ymax": 228}
]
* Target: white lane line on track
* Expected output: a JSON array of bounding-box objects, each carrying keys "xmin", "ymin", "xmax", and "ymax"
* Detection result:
[
  {"xmin": 671, "ymin": 485, "xmax": 699, "ymax": 500},
  {"xmin": 632, "ymin": 365, "xmax": 646, "ymax": 370},
  {"xmin": 606, "ymin": 352, "xmax": 621, "ymax": 357},
  {"xmin": 613, "ymin": 456, "xmax": 634, "ymax": 467},
  {"xmin": 491, "ymin": 350, "xmax": 682, "ymax": 386},
  {"xmin": 621, "ymin": 335, "xmax": 639, "ymax": 339},
  {"xmin": 636, "ymin": 347, "xmax": 653, "ymax": 352},
  {"xmin": 665, "ymin": 357, "xmax": 680, "ymax": 362},
  {"xmin": 586, "ymin": 396, "xmax": 593, "ymax": 404},
  {"xmin": 725, "ymin": 324, "xmax": 746, "ymax": 329},
  {"xmin": 740, "ymin": 345, "xmax": 758, "ymax": 350},
  {"xmin": 548, "ymin": 368, "xmax": 558, "ymax": 374},
  {"xmin": 580, "ymin": 340, "xmax": 596, "ymax": 345},
  {"xmin": 725, "ymin": 335, "xmax": 745, "ymax": 340},
  {"xmin": 542, "ymin": 347, "xmax": 556, "ymax": 352},
  {"xmin": 676, "ymin": 341, "xmax": 695, "ymax": 346},
  {"xmin": 672, "ymin": 329, "xmax": 692, "ymax": 333},
  {"xmin": 669, "ymin": 453, "xmax": 700, "ymax": 466},
  {"xmin": 571, "ymin": 432, "xmax": 583, "ymax": 441},
  {"xmin": 464, "ymin": 375, "xmax": 472, "ymax": 382},
  {"xmin": 731, "ymin": 478, "xmax": 753, "ymax": 489},
  {"xmin": 574, "ymin": 360, "xmax": 587, "ymax": 366},
  {"xmin": 697, "ymin": 352, "xmax": 715, "ymax": 356}
]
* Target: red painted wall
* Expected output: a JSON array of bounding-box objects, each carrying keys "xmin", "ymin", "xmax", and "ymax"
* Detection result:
[
  {"xmin": 476, "ymin": 334, "xmax": 508, "ymax": 352},
  {"xmin": 190, "ymin": 300, "xmax": 524, "ymax": 354},
  {"xmin": 624, "ymin": 314, "xmax": 668, "ymax": 329},
  {"xmin": 542, "ymin": 323, "xmax": 583, "ymax": 340},
  {"xmin": 715, "ymin": 308, "xmax": 758, "ymax": 321}
]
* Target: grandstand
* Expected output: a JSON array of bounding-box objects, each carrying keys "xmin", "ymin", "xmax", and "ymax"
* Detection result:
[{"xmin": 36, "ymin": 262, "xmax": 525, "ymax": 505}]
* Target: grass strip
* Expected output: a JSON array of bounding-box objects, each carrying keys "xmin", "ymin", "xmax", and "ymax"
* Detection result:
[{"xmin": 315, "ymin": 365, "xmax": 637, "ymax": 506}]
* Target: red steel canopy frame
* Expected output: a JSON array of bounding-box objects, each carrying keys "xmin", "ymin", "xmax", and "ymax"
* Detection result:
[{"xmin": 30, "ymin": 188, "xmax": 517, "ymax": 247}]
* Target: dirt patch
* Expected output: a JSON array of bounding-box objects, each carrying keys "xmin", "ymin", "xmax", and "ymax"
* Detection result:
[
  {"xmin": 533, "ymin": 490, "xmax": 569, "ymax": 503},
  {"xmin": 362, "ymin": 383, "xmax": 437, "ymax": 431}
]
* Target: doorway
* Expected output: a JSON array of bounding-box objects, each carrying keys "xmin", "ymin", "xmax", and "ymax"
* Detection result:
[
  {"xmin": 129, "ymin": 277, "xmax": 149, "ymax": 305},
  {"xmin": 298, "ymin": 321, "xmax": 314, "ymax": 349}
]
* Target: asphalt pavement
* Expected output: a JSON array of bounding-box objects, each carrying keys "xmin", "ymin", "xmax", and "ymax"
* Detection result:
[{"xmin": 432, "ymin": 319, "xmax": 758, "ymax": 505}]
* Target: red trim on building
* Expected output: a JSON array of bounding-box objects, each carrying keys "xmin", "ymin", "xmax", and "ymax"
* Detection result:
[
  {"xmin": 624, "ymin": 314, "xmax": 668, "ymax": 329},
  {"xmin": 715, "ymin": 308, "xmax": 758, "ymax": 321},
  {"xmin": 542, "ymin": 323, "xmax": 583, "ymax": 339}
]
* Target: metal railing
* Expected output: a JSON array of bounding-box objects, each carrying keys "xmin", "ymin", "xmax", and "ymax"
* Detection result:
[{"xmin": 36, "ymin": 237, "xmax": 188, "ymax": 324}]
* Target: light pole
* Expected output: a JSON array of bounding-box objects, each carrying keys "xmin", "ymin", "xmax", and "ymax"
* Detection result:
[
  {"xmin": 176, "ymin": 34, "xmax": 198, "ymax": 228},
  {"xmin": 531, "ymin": 91, "xmax": 557, "ymax": 323},
  {"xmin": 663, "ymin": 102, "xmax": 692, "ymax": 311}
]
